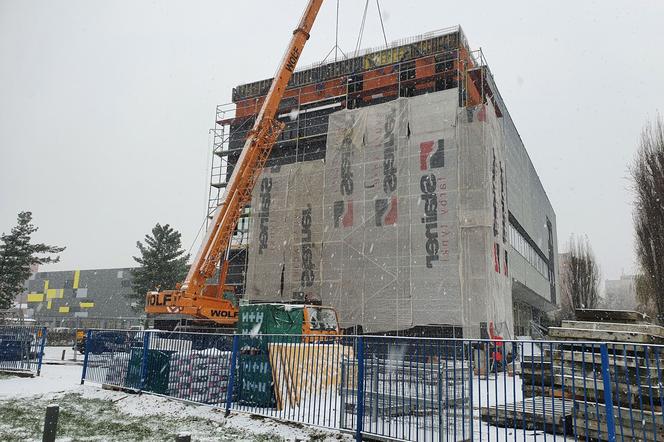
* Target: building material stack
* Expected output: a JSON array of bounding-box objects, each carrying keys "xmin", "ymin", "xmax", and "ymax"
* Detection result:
[
  {"xmin": 521, "ymin": 309, "xmax": 664, "ymax": 441},
  {"xmin": 339, "ymin": 355, "xmax": 472, "ymax": 440},
  {"xmin": 167, "ymin": 349, "xmax": 231, "ymax": 405}
]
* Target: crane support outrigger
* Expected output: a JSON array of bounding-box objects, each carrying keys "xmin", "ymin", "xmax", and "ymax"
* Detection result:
[{"xmin": 145, "ymin": 0, "xmax": 328, "ymax": 329}]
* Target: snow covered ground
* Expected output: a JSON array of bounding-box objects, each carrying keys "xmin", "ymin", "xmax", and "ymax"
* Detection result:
[
  {"xmin": 0, "ymin": 355, "xmax": 352, "ymax": 441},
  {"xmin": 40, "ymin": 345, "xmax": 81, "ymax": 363},
  {"xmin": 0, "ymin": 346, "xmax": 573, "ymax": 441}
]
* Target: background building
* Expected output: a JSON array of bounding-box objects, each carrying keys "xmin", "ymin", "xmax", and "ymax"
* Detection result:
[
  {"xmin": 602, "ymin": 275, "xmax": 638, "ymax": 311},
  {"xmin": 18, "ymin": 268, "xmax": 142, "ymax": 328},
  {"xmin": 209, "ymin": 26, "xmax": 559, "ymax": 338}
]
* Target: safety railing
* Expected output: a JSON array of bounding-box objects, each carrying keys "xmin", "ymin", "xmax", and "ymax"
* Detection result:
[
  {"xmin": 0, "ymin": 325, "xmax": 47, "ymax": 376},
  {"xmin": 80, "ymin": 330, "xmax": 664, "ymax": 442}
]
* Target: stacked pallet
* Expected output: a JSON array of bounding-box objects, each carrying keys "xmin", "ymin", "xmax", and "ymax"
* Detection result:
[
  {"xmin": 524, "ymin": 309, "xmax": 664, "ymax": 441},
  {"xmin": 481, "ymin": 396, "xmax": 575, "ymax": 436},
  {"xmin": 167, "ymin": 349, "xmax": 231, "ymax": 405}
]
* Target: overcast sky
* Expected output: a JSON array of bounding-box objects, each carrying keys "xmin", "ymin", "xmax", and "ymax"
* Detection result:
[{"xmin": 1, "ymin": 0, "xmax": 663, "ymax": 283}]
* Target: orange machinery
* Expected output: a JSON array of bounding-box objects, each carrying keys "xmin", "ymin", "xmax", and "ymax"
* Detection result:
[{"xmin": 145, "ymin": 0, "xmax": 328, "ymax": 328}]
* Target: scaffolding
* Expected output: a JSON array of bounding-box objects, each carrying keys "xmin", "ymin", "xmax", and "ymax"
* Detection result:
[{"xmin": 204, "ymin": 26, "xmax": 501, "ymax": 301}]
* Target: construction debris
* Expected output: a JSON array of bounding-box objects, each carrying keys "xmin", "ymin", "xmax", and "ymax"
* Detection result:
[{"xmin": 483, "ymin": 310, "xmax": 664, "ymax": 441}]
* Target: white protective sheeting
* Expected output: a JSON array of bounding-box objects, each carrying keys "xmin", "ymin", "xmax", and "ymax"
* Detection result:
[
  {"xmin": 245, "ymin": 164, "xmax": 291, "ymax": 300},
  {"xmin": 246, "ymin": 89, "xmax": 514, "ymax": 337}
]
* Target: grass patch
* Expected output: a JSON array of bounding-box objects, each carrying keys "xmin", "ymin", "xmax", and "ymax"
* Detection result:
[
  {"xmin": 0, "ymin": 393, "xmax": 285, "ymax": 441},
  {"xmin": 0, "ymin": 393, "xmax": 162, "ymax": 441}
]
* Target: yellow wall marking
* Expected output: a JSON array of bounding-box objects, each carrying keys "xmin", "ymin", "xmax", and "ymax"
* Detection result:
[
  {"xmin": 79, "ymin": 302, "xmax": 94, "ymax": 308},
  {"xmin": 27, "ymin": 293, "xmax": 44, "ymax": 302},
  {"xmin": 59, "ymin": 306, "xmax": 70, "ymax": 313},
  {"xmin": 47, "ymin": 300, "xmax": 52, "ymax": 309},
  {"xmin": 46, "ymin": 289, "xmax": 58, "ymax": 299},
  {"xmin": 44, "ymin": 280, "xmax": 49, "ymax": 291},
  {"xmin": 73, "ymin": 270, "xmax": 80, "ymax": 289}
]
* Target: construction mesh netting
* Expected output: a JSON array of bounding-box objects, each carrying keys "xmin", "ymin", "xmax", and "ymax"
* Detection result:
[{"xmin": 245, "ymin": 89, "xmax": 512, "ymax": 337}]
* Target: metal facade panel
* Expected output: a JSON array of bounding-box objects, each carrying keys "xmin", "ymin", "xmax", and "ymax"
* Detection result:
[{"xmin": 22, "ymin": 268, "xmax": 137, "ymax": 319}]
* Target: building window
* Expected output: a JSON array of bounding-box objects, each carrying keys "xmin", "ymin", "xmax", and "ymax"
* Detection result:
[{"xmin": 507, "ymin": 222, "xmax": 549, "ymax": 280}]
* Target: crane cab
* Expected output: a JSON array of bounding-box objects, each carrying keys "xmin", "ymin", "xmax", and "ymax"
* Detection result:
[
  {"xmin": 237, "ymin": 303, "xmax": 340, "ymax": 337},
  {"xmin": 302, "ymin": 305, "xmax": 339, "ymax": 336}
]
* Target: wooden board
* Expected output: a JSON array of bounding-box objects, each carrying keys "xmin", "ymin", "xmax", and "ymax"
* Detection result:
[
  {"xmin": 561, "ymin": 320, "xmax": 664, "ymax": 338},
  {"xmin": 549, "ymin": 327, "xmax": 664, "ymax": 344},
  {"xmin": 268, "ymin": 342, "xmax": 354, "ymax": 410},
  {"xmin": 481, "ymin": 396, "xmax": 574, "ymax": 435},
  {"xmin": 575, "ymin": 309, "xmax": 649, "ymax": 324},
  {"xmin": 583, "ymin": 403, "xmax": 664, "ymax": 432},
  {"xmin": 584, "ymin": 428, "xmax": 658, "ymax": 442},
  {"xmin": 582, "ymin": 417, "xmax": 664, "ymax": 442},
  {"xmin": 521, "ymin": 359, "xmax": 661, "ymax": 385},
  {"xmin": 548, "ymin": 349, "xmax": 664, "ymax": 371},
  {"xmin": 520, "ymin": 370, "xmax": 664, "ymax": 395},
  {"xmin": 558, "ymin": 341, "xmax": 658, "ymax": 357}
]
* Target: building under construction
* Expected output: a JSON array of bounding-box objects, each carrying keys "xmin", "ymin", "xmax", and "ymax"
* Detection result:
[{"xmin": 208, "ymin": 26, "xmax": 558, "ymax": 338}]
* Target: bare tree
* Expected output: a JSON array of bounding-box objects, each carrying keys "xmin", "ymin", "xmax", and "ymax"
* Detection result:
[
  {"xmin": 635, "ymin": 274, "xmax": 658, "ymax": 320},
  {"xmin": 631, "ymin": 115, "xmax": 664, "ymax": 323},
  {"xmin": 560, "ymin": 235, "xmax": 600, "ymax": 318}
]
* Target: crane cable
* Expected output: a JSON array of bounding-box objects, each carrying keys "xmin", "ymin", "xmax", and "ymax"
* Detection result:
[
  {"xmin": 322, "ymin": 0, "xmax": 347, "ymax": 63},
  {"xmin": 376, "ymin": 0, "xmax": 389, "ymax": 47},
  {"xmin": 354, "ymin": 0, "xmax": 389, "ymax": 54},
  {"xmin": 354, "ymin": 0, "xmax": 370, "ymax": 54},
  {"xmin": 335, "ymin": 0, "xmax": 340, "ymax": 61}
]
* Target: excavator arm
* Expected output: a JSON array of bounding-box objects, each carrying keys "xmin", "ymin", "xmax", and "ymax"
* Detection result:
[{"xmin": 146, "ymin": 0, "xmax": 324, "ymax": 323}]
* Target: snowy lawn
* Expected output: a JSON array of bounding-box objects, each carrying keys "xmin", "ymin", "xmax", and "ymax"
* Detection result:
[{"xmin": 0, "ymin": 365, "xmax": 352, "ymax": 442}]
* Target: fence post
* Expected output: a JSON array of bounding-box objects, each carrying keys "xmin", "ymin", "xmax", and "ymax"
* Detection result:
[
  {"xmin": 42, "ymin": 403, "xmax": 59, "ymax": 442},
  {"xmin": 599, "ymin": 344, "xmax": 617, "ymax": 442},
  {"xmin": 371, "ymin": 355, "xmax": 379, "ymax": 422},
  {"xmin": 340, "ymin": 358, "xmax": 347, "ymax": 429},
  {"xmin": 36, "ymin": 327, "xmax": 47, "ymax": 376},
  {"xmin": 355, "ymin": 336, "xmax": 365, "ymax": 442},
  {"xmin": 225, "ymin": 334, "xmax": 240, "ymax": 417},
  {"xmin": 437, "ymin": 354, "xmax": 443, "ymax": 437},
  {"xmin": 175, "ymin": 433, "xmax": 191, "ymax": 442},
  {"xmin": 80, "ymin": 330, "xmax": 91, "ymax": 385},
  {"xmin": 139, "ymin": 330, "xmax": 151, "ymax": 392}
]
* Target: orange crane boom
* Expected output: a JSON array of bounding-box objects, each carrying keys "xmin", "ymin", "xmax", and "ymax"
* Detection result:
[{"xmin": 146, "ymin": 0, "xmax": 324, "ymax": 324}]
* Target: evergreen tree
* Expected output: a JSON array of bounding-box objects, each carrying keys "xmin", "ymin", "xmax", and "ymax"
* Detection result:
[
  {"xmin": 131, "ymin": 223, "xmax": 189, "ymax": 309},
  {"xmin": 0, "ymin": 211, "xmax": 65, "ymax": 310}
]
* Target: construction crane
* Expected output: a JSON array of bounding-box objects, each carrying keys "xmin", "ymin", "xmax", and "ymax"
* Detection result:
[{"xmin": 144, "ymin": 0, "xmax": 338, "ymax": 333}]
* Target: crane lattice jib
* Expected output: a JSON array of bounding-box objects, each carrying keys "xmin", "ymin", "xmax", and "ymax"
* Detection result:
[{"xmin": 181, "ymin": 0, "xmax": 324, "ymax": 298}]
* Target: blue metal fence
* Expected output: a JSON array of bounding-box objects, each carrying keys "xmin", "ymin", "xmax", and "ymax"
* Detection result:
[
  {"xmin": 0, "ymin": 325, "xmax": 46, "ymax": 375},
  {"xmin": 80, "ymin": 330, "xmax": 664, "ymax": 441}
]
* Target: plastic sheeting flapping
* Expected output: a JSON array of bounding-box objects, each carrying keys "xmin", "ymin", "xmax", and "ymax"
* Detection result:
[{"xmin": 246, "ymin": 89, "xmax": 513, "ymax": 337}]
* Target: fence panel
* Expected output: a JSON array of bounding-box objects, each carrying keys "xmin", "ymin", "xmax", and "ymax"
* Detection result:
[
  {"xmin": 80, "ymin": 331, "xmax": 664, "ymax": 442},
  {"xmin": 228, "ymin": 333, "xmax": 355, "ymax": 430},
  {"xmin": 82, "ymin": 329, "xmax": 140, "ymax": 387},
  {"xmin": 82, "ymin": 329, "xmax": 235, "ymax": 404},
  {"xmin": 0, "ymin": 325, "xmax": 46, "ymax": 375}
]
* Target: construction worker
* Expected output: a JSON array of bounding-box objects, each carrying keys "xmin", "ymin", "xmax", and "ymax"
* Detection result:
[{"xmin": 489, "ymin": 321, "xmax": 505, "ymax": 373}]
